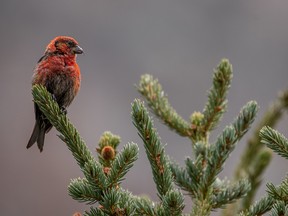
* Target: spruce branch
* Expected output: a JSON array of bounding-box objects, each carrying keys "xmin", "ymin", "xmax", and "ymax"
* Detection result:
[
  {"xmin": 117, "ymin": 190, "xmax": 138, "ymax": 215},
  {"xmin": 136, "ymin": 61, "xmax": 261, "ymax": 215},
  {"xmin": 170, "ymin": 161, "xmax": 195, "ymax": 195},
  {"xmin": 191, "ymin": 101, "xmax": 257, "ymax": 215},
  {"xmin": 131, "ymin": 99, "xmax": 185, "ymax": 213},
  {"xmin": 239, "ymin": 126, "xmax": 288, "ymax": 216},
  {"xmin": 212, "ymin": 179, "xmax": 251, "ymax": 209},
  {"xmin": 239, "ymin": 196, "xmax": 274, "ymax": 216},
  {"xmin": 134, "ymin": 197, "xmax": 157, "ymax": 216},
  {"xmin": 204, "ymin": 101, "xmax": 258, "ymax": 188},
  {"xmin": 98, "ymin": 188, "xmax": 121, "ymax": 215},
  {"xmin": 32, "ymin": 84, "xmax": 95, "ymax": 170},
  {"xmin": 269, "ymin": 201, "xmax": 288, "ymax": 216},
  {"xmin": 69, "ymin": 178, "xmax": 102, "ymax": 204},
  {"xmin": 206, "ymin": 125, "xmax": 237, "ymax": 179},
  {"xmin": 223, "ymin": 90, "xmax": 288, "ymax": 216},
  {"xmin": 131, "ymin": 99, "xmax": 174, "ymax": 197},
  {"xmin": 107, "ymin": 143, "xmax": 138, "ymax": 187},
  {"xmin": 266, "ymin": 178, "xmax": 288, "ymax": 202},
  {"xmin": 162, "ymin": 189, "xmax": 185, "ymax": 216},
  {"xmin": 232, "ymin": 101, "xmax": 258, "ymax": 141},
  {"xmin": 32, "ymin": 85, "xmax": 142, "ymax": 215},
  {"xmin": 82, "ymin": 160, "xmax": 108, "ymax": 191},
  {"xmin": 137, "ymin": 74, "xmax": 191, "ymax": 138},
  {"xmin": 96, "ymin": 188, "xmax": 138, "ymax": 216},
  {"xmin": 192, "ymin": 198, "xmax": 212, "ymax": 216},
  {"xmin": 194, "ymin": 125, "xmax": 237, "ymax": 215},
  {"xmin": 185, "ymin": 156, "xmax": 204, "ymax": 196},
  {"xmin": 202, "ymin": 59, "xmax": 233, "ymax": 135},
  {"xmin": 84, "ymin": 207, "xmax": 108, "ymax": 216},
  {"xmin": 235, "ymin": 89, "xmax": 288, "ymax": 180},
  {"xmin": 241, "ymin": 149, "xmax": 272, "ymax": 209},
  {"xmin": 260, "ymin": 126, "xmax": 288, "ymax": 160}
]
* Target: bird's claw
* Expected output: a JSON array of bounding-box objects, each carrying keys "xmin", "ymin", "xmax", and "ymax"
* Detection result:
[
  {"xmin": 51, "ymin": 95, "xmax": 67, "ymax": 115},
  {"xmin": 51, "ymin": 94, "xmax": 57, "ymax": 101},
  {"xmin": 60, "ymin": 106, "xmax": 67, "ymax": 115}
]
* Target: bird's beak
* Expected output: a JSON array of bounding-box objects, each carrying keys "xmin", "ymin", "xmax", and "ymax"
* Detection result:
[{"xmin": 73, "ymin": 45, "xmax": 84, "ymax": 54}]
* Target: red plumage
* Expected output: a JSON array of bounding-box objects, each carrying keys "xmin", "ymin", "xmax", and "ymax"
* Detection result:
[{"xmin": 27, "ymin": 36, "xmax": 83, "ymax": 152}]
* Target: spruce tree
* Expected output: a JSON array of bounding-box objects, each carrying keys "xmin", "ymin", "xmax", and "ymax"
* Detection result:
[{"xmin": 31, "ymin": 59, "xmax": 288, "ymax": 215}]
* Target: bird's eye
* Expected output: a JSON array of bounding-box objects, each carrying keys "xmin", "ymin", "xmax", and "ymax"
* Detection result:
[
  {"xmin": 67, "ymin": 41, "xmax": 75, "ymax": 47},
  {"xmin": 54, "ymin": 41, "xmax": 60, "ymax": 47}
]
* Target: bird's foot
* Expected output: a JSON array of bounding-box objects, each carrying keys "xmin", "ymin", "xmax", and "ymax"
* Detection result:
[
  {"xmin": 51, "ymin": 94, "xmax": 57, "ymax": 102},
  {"xmin": 51, "ymin": 94, "xmax": 67, "ymax": 115},
  {"xmin": 60, "ymin": 106, "xmax": 67, "ymax": 115}
]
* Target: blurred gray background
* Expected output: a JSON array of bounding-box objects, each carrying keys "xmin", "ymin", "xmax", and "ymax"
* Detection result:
[{"xmin": 0, "ymin": 0, "xmax": 287, "ymax": 215}]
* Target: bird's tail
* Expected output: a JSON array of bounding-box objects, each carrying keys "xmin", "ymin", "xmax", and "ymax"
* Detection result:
[{"xmin": 27, "ymin": 120, "xmax": 45, "ymax": 152}]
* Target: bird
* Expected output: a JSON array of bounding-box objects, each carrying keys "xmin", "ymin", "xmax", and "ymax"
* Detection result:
[{"xmin": 27, "ymin": 36, "xmax": 83, "ymax": 152}]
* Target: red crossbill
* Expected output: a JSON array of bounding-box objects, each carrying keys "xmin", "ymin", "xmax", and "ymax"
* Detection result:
[{"xmin": 27, "ymin": 36, "xmax": 83, "ymax": 152}]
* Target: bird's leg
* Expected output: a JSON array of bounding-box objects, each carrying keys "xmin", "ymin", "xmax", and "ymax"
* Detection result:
[
  {"xmin": 60, "ymin": 106, "xmax": 67, "ymax": 115},
  {"xmin": 51, "ymin": 94, "xmax": 67, "ymax": 115},
  {"xmin": 51, "ymin": 94, "xmax": 57, "ymax": 102}
]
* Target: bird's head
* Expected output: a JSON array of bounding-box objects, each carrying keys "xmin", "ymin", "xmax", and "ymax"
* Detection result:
[{"xmin": 46, "ymin": 36, "xmax": 83, "ymax": 56}]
